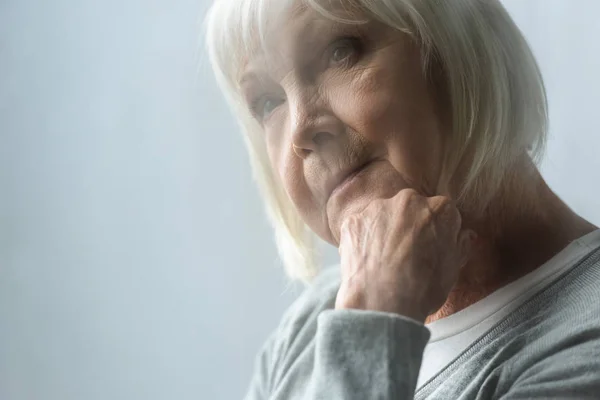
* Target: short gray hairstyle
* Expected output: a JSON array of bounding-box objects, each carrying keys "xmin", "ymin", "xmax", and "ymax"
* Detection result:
[{"xmin": 204, "ymin": 0, "xmax": 548, "ymax": 282}]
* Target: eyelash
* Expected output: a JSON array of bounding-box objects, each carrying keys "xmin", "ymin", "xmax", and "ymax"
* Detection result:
[
  {"xmin": 327, "ymin": 36, "xmax": 363, "ymax": 67},
  {"xmin": 250, "ymin": 96, "xmax": 282, "ymax": 122}
]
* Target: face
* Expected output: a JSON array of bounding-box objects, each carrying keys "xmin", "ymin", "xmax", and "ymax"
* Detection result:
[{"xmin": 239, "ymin": 5, "xmax": 450, "ymax": 246}]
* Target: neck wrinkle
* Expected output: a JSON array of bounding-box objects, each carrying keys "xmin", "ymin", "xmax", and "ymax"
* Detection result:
[{"xmin": 426, "ymin": 163, "xmax": 597, "ymax": 324}]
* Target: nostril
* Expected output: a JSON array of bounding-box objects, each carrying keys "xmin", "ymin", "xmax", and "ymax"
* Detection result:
[{"xmin": 292, "ymin": 144, "xmax": 311, "ymax": 159}]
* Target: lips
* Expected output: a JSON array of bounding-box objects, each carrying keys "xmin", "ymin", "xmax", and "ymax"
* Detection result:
[{"xmin": 330, "ymin": 160, "xmax": 374, "ymax": 198}]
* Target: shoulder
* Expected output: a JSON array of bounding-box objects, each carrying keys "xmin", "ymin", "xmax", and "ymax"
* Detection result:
[
  {"xmin": 277, "ymin": 265, "xmax": 342, "ymax": 339},
  {"xmin": 263, "ymin": 264, "xmax": 341, "ymax": 351},
  {"xmin": 253, "ymin": 266, "xmax": 341, "ymax": 392},
  {"xmin": 418, "ymin": 246, "xmax": 600, "ymax": 399},
  {"xmin": 243, "ymin": 266, "xmax": 341, "ymax": 398},
  {"xmin": 496, "ymin": 245, "xmax": 600, "ymax": 396},
  {"xmin": 515, "ymin": 244, "xmax": 600, "ymax": 345},
  {"xmin": 545, "ymin": 243, "xmax": 600, "ymax": 322}
]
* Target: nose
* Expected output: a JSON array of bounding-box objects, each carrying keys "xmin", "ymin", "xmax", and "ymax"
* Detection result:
[{"xmin": 288, "ymin": 91, "xmax": 343, "ymax": 159}]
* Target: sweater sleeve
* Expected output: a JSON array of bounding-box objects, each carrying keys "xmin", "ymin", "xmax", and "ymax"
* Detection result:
[
  {"xmin": 242, "ymin": 266, "xmax": 431, "ymax": 400},
  {"xmin": 243, "ymin": 308, "xmax": 431, "ymax": 400},
  {"xmin": 306, "ymin": 309, "xmax": 431, "ymax": 399}
]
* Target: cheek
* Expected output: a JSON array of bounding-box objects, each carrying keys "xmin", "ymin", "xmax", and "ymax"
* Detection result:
[
  {"xmin": 265, "ymin": 130, "xmax": 319, "ymax": 218},
  {"xmin": 329, "ymin": 60, "xmax": 444, "ymax": 193},
  {"xmin": 328, "ymin": 69, "xmax": 394, "ymax": 143},
  {"xmin": 267, "ymin": 131, "xmax": 332, "ymax": 239},
  {"xmin": 264, "ymin": 116, "xmax": 292, "ymax": 185}
]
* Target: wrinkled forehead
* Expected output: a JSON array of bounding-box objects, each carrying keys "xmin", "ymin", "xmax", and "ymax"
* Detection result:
[{"xmin": 236, "ymin": 0, "xmax": 365, "ymax": 84}]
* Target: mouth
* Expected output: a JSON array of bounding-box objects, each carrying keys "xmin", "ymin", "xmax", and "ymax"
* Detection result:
[{"xmin": 330, "ymin": 160, "xmax": 375, "ymax": 198}]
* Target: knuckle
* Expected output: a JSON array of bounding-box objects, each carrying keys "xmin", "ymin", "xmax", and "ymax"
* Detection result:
[
  {"xmin": 429, "ymin": 195, "xmax": 451, "ymax": 209},
  {"xmin": 429, "ymin": 196, "xmax": 457, "ymax": 215},
  {"xmin": 395, "ymin": 188, "xmax": 420, "ymax": 207}
]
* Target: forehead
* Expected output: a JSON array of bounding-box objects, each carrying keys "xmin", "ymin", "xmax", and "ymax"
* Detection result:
[{"xmin": 238, "ymin": 2, "xmax": 364, "ymax": 84}]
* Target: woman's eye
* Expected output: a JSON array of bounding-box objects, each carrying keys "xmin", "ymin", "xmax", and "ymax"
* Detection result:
[
  {"xmin": 251, "ymin": 96, "xmax": 283, "ymax": 122},
  {"xmin": 262, "ymin": 99, "xmax": 278, "ymax": 117},
  {"xmin": 332, "ymin": 46, "xmax": 353, "ymax": 63},
  {"xmin": 329, "ymin": 38, "xmax": 361, "ymax": 66}
]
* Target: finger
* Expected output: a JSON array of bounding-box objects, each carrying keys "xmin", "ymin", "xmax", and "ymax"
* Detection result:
[
  {"xmin": 427, "ymin": 196, "xmax": 462, "ymax": 241},
  {"xmin": 395, "ymin": 187, "xmax": 420, "ymax": 198},
  {"xmin": 392, "ymin": 188, "xmax": 422, "ymax": 210},
  {"xmin": 390, "ymin": 188, "xmax": 425, "ymax": 226}
]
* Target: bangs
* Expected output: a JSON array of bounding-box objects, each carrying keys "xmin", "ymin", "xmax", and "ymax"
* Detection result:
[{"xmin": 205, "ymin": 0, "xmax": 298, "ymax": 97}]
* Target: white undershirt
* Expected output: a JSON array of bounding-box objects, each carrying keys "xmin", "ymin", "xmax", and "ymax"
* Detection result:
[{"xmin": 417, "ymin": 229, "xmax": 600, "ymax": 389}]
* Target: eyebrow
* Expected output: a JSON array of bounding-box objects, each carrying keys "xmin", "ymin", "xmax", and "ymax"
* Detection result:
[
  {"xmin": 238, "ymin": 70, "xmax": 258, "ymax": 88},
  {"xmin": 238, "ymin": 62, "xmax": 274, "ymax": 93},
  {"xmin": 237, "ymin": 51, "xmax": 267, "ymax": 89}
]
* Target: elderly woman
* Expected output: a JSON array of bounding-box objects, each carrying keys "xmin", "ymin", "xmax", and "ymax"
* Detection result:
[{"xmin": 205, "ymin": 0, "xmax": 600, "ymax": 398}]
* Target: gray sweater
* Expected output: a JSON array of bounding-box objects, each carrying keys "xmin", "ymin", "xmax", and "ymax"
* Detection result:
[{"xmin": 244, "ymin": 243, "xmax": 600, "ymax": 399}]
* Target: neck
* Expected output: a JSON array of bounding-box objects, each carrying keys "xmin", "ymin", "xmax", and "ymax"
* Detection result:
[{"xmin": 425, "ymin": 163, "xmax": 597, "ymax": 324}]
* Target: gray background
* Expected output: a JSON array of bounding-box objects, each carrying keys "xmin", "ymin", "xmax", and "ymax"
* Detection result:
[{"xmin": 0, "ymin": 1, "xmax": 598, "ymax": 399}]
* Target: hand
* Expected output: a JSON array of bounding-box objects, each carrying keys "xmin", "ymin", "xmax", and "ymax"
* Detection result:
[{"xmin": 335, "ymin": 189, "xmax": 476, "ymax": 323}]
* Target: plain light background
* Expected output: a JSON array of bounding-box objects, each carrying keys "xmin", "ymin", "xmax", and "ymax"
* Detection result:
[{"xmin": 0, "ymin": 1, "xmax": 599, "ymax": 399}]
